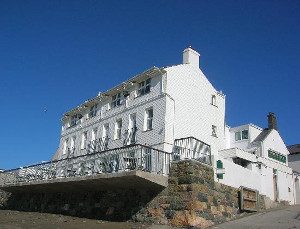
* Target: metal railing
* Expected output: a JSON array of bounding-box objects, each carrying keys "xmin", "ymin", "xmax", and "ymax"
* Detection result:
[
  {"xmin": 0, "ymin": 145, "xmax": 171, "ymax": 186},
  {"xmin": 173, "ymin": 136, "xmax": 211, "ymax": 165},
  {"xmin": 123, "ymin": 127, "xmax": 137, "ymax": 146}
]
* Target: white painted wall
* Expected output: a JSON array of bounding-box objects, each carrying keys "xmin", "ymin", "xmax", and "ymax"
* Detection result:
[
  {"xmin": 57, "ymin": 73, "xmax": 167, "ymax": 159},
  {"xmin": 164, "ymin": 64, "xmax": 226, "ymax": 157},
  {"xmin": 217, "ymin": 158, "xmax": 262, "ymax": 191}
]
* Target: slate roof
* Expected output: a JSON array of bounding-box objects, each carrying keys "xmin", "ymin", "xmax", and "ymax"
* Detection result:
[
  {"xmin": 288, "ymin": 144, "xmax": 300, "ymax": 155},
  {"xmin": 252, "ymin": 128, "xmax": 272, "ymax": 143}
]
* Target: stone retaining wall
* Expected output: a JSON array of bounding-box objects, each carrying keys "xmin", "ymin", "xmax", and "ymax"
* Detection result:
[
  {"xmin": 133, "ymin": 160, "xmax": 258, "ymax": 228},
  {"xmin": 0, "ymin": 160, "xmax": 286, "ymax": 228}
]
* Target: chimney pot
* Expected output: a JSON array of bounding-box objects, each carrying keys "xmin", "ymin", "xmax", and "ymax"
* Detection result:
[
  {"xmin": 183, "ymin": 47, "xmax": 200, "ymax": 68},
  {"xmin": 268, "ymin": 112, "xmax": 278, "ymax": 130}
]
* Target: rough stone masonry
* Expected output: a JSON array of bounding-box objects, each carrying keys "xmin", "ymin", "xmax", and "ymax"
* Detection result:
[{"xmin": 0, "ymin": 160, "xmax": 271, "ymax": 228}]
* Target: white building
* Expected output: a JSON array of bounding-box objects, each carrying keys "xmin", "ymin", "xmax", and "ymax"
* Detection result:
[{"xmin": 52, "ymin": 48, "xmax": 295, "ymax": 204}]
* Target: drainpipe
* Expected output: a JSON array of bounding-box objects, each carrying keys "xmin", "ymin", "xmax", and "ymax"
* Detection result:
[
  {"xmin": 164, "ymin": 93, "xmax": 176, "ymax": 148},
  {"xmin": 159, "ymin": 69, "xmax": 176, "ymax": 150}
]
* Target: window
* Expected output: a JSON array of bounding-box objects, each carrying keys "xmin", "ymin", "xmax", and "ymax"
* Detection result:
[
  {"xmin": 89, "ymin": 104, "xmax": 98, "ymax": 118},
  {"xmin": 103, "ymin": 124, "xmax": 109, "ymax": 139},
  {"xmin": 212, "ymin": 125, "xmax": 217, "ymax": 137},
  {"xmin": 211, "ymin": 95, "xmax": 217, "ymax": 106},
  {"xmin": 235, "ymin": 129, "xmax": 249, "ymax": 141},
  {"xmin": 63, "ymin": 138, "xmax": 69, "ymax": 155},
  {"xmin": 138, "ymin": 78, "xmax": 151, "ymax": 96},
  {"xmin": 144, "ymin": 108, "xmax": 153, "ymax": 131},
  {"xmin": 70, "ymin": 114, "xmax": 82, "ymax": 127},
  {"xmin": 111, "ymin": 93, "xmax": 121, "ymax": 108},
  {"xmin": 81, "ymin": 132, "xmax": 87, "ymax": 149},
  {"xmin": 242, "ymin": 130, "xmax": 249, "ymax": 140},
  {"xmin": 114, "ymin": 119, "xmax": 122, "ymax": 140},
  {"xmin": 268, "ymin": 149, "xmax": 287, "ymax": 163},
  {"xmin": 235, "ymin": 132, "xmax": 241, "ymax": 141},
  {"xmin": 70, "ymin": 136, "xmax": 76, "ymax": 150},
  {"xmin": 91, "ymin": 128, "xmax": 97, "ymax": 142}
]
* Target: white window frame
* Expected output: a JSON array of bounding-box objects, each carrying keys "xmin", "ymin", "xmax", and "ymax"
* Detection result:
[
  {"xmin": 114, "ymin": 119, "xmax": 122, "ymax": 140},
  {"xmin": 91, "ymin": 128, "xmax": 98, "ymax": 142},
  {"xmin": 235, "ymin": 131, "xmax": 241, "ymax": 141},
  {"xmin": 70, "ymin": 114, "xmax": 82, "ymax": 127},
  {"xmin": 211, "ymin": 95, "xmax": 217, "ymax": 106},
  {"xmin": 235, "ymin": 129, "xmax": 249, "ymax": 141},
  {"xmin": 63, "ymin": 138, "xmax": 69, "ymax": 155},
  {"xmin": 70, "ymin": 136, "xmax": 76, "ymax": 150},
  {"xmin": 144, "ymin": 108, "xmax": 153, "ymax": 131},
  {"xmin": 241, "ymin": 130, "xmax": 249, "ymax": 140},
  {"xmin": 89, "ymin": 104, "xmax": 98, "ymax": 118},
  {"xmin": 102, "ymin": 124, "xmax": 109, "ymax": 140},
  {"xmin": 138, "ymin": 78, "xmax": 151, "ymax": 96},
  {"xmin": 81, "ymin": 132, "xmax": 88, "ymax": 149},
  {"xmin": 111, "ymin": 93, "xmax": 122, "ymax": 108}
]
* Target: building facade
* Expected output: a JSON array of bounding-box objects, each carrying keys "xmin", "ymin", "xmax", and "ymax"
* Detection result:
[{"xmin": 51, "ymin": 48, "xmax": 295, "ymax": 204}]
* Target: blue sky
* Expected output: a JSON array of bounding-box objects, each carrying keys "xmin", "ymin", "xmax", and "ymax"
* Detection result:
[{"xmin": 0, "ymin": 0, "xmax": 299, "ymax": 169}]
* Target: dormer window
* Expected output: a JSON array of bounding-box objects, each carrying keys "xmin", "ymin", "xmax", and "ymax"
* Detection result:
[
  {"xmin": 70, "ymin": 114, "xmax": 82, "ymax": 127},
  {"xmin": 242, "ymin": 130, "xmax": 249, "ymax": 140},
  {"xmin": 111, "ymin": 93, "xmax": 122, "ymax": 108},
  {"xmin": 138, "ymin": 78, "xmax": 151, "ymax": 96},
  {"xmin": 88, "ymin": 104, "xmax": 98, "ymax": 118},
  {"xmin": 235, "ymin": 129, "xmax": 249, "ymax": 141}
]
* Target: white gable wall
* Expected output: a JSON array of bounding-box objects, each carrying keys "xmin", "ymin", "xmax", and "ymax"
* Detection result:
[{"xmin": 164, "ymin": 64, "xmax": 226, "ymax": 156}]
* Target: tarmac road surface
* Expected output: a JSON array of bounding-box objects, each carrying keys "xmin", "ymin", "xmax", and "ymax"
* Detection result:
[{"xmin": 212, "ymin": 205, "xmax": 300, "ymax": 229}]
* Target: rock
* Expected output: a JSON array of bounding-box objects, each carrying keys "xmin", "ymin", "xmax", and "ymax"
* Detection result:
[
  {"xmin": 171, "ymin": 210, "xmax": 213, "ymax": 228},
  {"xmin": 147, "ymin": 208, "xmax": 165, "ymax": 218},
  {"xmin": 186, "ymin": 201, "xmax": 207, "ymax": 211}
]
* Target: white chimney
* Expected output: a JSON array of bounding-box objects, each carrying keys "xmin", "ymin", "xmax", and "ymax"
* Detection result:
[{"xmin": 183, "ymin": 47, "xmax": 200, "ymax": 68}]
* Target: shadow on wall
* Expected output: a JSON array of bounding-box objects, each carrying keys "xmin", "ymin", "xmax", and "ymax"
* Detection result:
[{"xmin": 1, "ymin": 188, "xmax": 163, "ymax": 222}]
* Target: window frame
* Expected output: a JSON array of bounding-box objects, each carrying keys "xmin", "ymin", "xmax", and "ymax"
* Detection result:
[
  {"xmin": 138, "ymin": 78, "xmax": 151, "ymax": 96},
  {"xmin": 111, "ymin": 93, "xmax": 122, "ymax": 108},
  {"xmin": 81, "ymin": 131, "xmax": 88, "ymax": 150},
  {"xmin": 88, "ymin": 104, "xmax": 98, "ymax": 118},
  {"xmin": 63, "ymin": 138, "xmax": 69, "ymax": 155},
  {"xmin": 144, "ymin": 108, "xmax": 153, "ymax": 131},
  {"xmin": 211, "ymin": 95, "xmax": 217, "ymax": 106},
  {"xmin": 70, "ymin": 114, "xmax": 82, "ymax": 127},
  {"xmin": 114, "ymin": 119, "xmax": 122, "ymax": 140},
  {"xmin": 235, "ymin": 129, "xmax": 249, "ymax": 141}
]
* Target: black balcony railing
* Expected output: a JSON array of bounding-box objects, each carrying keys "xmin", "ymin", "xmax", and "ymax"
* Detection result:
[
  {"xmin": 0, "ymin": 144, "xmax": 171, "ymax": 187},
  {"xmin": 173, "ymin": 136, "xmax": 211, "ymax": 165}
]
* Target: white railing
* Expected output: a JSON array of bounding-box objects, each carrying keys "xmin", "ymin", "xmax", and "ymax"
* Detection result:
[
  {"xmin": 173, "ymin": 137, "xmax": 211, "ymax": 165},
  {"xmin": 0, "ymin": 145, "xmax": 171, "ymax": 186}
]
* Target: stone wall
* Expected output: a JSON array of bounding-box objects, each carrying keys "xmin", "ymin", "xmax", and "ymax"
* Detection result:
[
  {"xmin": 133, "ymin": 160, "xmax": 249, "ymax": 228},
  {"xmin": 0, "ymin": 190, "xmax": 10, "ymax": 208},
  {"xmin": 0, "ymin": 160, "xmax": 278, "ymax": 228}
]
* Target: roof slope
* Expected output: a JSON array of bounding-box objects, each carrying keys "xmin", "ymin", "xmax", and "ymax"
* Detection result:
[
  {"xmin": 252, "ymin": 128, "xmax": 272, "ymax": 143},
  {"xmin": 288, "ymin": 144, "xmax": 300, "ymax": 155}
]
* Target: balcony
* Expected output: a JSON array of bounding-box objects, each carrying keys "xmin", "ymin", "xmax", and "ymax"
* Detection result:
[
  {"xmin": 173, "ymin": 137, "xmax": 211, "ymax": 165},
  {"xmin": 0, "ymin": 145, "xmax": 171, "ymax": 192}
]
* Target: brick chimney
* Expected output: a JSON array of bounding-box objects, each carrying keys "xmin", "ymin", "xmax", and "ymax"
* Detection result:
[
  {"xmin": 268, "ymin": 112, "xmax": 278, "ymax": 130},
  {"xmin": 183, "ymin": 47, "xmax": 200, "ymax": 68}
]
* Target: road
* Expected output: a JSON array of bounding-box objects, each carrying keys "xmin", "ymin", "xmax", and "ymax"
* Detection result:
[{"xmin": 212, "ymin": 205, "xmax": 300, "ymax": 229}]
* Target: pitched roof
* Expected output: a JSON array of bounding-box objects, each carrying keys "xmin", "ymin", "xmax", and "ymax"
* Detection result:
[
  {"xmin": 288, "ymin": 144, "xmax": 300, "ymax": 155},
  {"xmin": 252, "ymin": 128, "xmax": 272, "ymax": 143}
]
